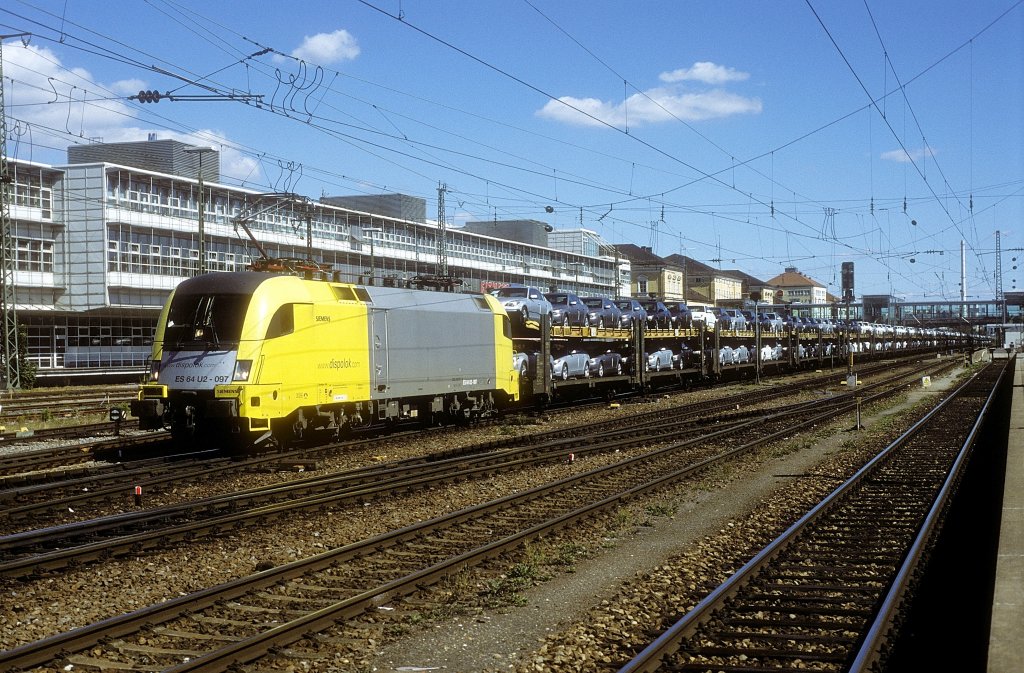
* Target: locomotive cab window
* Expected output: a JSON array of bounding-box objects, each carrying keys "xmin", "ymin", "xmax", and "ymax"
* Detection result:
[
  {"xmin": 266, "ymin": 303, "xmax": 296, "ymax": 339},
  {"xmin": 164, "ymin": 293, "xmax": 249, "ymax": 348}
]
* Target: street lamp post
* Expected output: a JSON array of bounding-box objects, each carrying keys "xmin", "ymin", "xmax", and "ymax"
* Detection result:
[{"xmin": 184, "ymin": 146, "xmax": 216, "ymax": 275}]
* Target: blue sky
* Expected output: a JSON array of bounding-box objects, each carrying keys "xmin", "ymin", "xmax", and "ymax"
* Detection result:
[{"xmin": 3, "ymin": 0, "xmax": 1022, "ymax": 300}]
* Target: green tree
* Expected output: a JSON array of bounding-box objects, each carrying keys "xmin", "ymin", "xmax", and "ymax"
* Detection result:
[{"xmin": 16, "ymin": 324, "xmax": 36, "ymax": 389}]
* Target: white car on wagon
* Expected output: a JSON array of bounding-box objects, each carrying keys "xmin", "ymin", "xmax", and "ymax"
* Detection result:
[{"xmin": 688, "ymin": 304, "xmax": 717, "ymax": 328}]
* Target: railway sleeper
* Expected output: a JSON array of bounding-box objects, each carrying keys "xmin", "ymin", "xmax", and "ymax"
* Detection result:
[
  {"xmin": 151, "ymin": 627, "xmax": 236, "ymax": 643},
  {"xmin": 112, "ymin": 640, "xmax": 202, "ymax": 657},
  {"xmin": 733, "ymin": 603, "xmax": 872, "ymax": 618},
  {"xmin": 682, "ymin": 645, "xmax": 850, "ymax": 662},
  {"xmin": 716, "ymin": 622, "xmax": 860, "ymax": 639}
]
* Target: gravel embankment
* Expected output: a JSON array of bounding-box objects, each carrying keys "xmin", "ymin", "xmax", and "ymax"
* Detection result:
[
  {"xmin": 367, "ymin": 368, "xmax": 964, "ymax": 672},
  {"xmin": 0, "ymin": 364, "xmax": 953, "ymax": 671}
]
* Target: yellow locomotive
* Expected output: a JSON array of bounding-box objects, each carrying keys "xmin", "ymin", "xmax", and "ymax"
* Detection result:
[{"xmin": 132, "ymin": 272, "xmax": 519, "ymax": 449}]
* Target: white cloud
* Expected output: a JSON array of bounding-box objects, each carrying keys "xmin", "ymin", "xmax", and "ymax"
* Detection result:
[
  {"xmin": 538, "ymin": 61, "xmax": 759, "ymax": 128},
  {"xmin": 110, "ymin": 78, "xmax": 148, "ymax": 95},
  {"xmin": 4, "ymin": 43, "xmax": 129, "ymax": 137},
  {"xmin": 290, "ymin": 29, "xmax": 360, "ymax": 64},
  {"xmin": 881, "ymin": 146, "xmax": 937, "ymax": 163},
  {"xmin": 659, "ymin": 62, "xmax": 750, "ymax": 85},
  {"xmin": 3, "ymin": 43, "xmax": 261, "ymax": 184},
  {"xmin": 538, "ymin": 88, "xmax": 761, "ymax": 127}
]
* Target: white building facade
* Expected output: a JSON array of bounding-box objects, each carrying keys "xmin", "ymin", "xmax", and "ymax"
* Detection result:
[{"xmin": 5, "ymin": 144, "xmax": 622, "ymax": 383}]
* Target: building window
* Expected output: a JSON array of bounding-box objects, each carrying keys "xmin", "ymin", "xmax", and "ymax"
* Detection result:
[
  {"xmin": 14, "ymin": 238, "xmax": 54, "ymax": 272},
  {"xmin": 637, "ymin": 275, "xmax": 648, "ymax": 295}
]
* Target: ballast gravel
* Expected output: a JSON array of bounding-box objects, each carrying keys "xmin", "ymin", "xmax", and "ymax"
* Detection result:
[{"xmin": 0, "ymin": 365, "xmax": 960, "ymax": 672}]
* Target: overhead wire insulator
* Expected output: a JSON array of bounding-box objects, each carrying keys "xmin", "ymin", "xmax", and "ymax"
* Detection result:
[{"xmin": 134, "ymin": 90, "xmax": 163, "ymax": 103}]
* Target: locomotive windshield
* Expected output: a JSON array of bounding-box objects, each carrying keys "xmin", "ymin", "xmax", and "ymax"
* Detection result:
[{"xmin": 163, "ymin": 292, "xmax": 251, "ymax": 348}]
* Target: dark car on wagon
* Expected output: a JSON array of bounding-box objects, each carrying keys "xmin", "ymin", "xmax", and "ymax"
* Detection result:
[
  {"xmin": 580, "ymin": 296, "xmax": 622, "ymax": 328},
  {"xmin": 544, "ymin": 292, "xmax": 589, "ymax": 327},
  {"xmin": 638, "ymin": 299, "xmax": 673, "ymax": 328},
  {"xmin": 614, "ymin": 298, "xmax": 647, "ymax": 327},
  {"xmin": 665, "ymin": 302, "xmax": 693, "ymax": 328},
  {"xmin": 588, "ymin": 350, "xmax": 624, "ymax": 377}
]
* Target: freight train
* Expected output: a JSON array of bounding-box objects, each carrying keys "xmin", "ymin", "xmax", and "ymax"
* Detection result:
[
  {"xmin": 131, "ymin": 272, "xmax": 519, "ymax": 449},
  {"xmin": 133, "ymin": 270, "xmax": 982, "ymax": 452}
]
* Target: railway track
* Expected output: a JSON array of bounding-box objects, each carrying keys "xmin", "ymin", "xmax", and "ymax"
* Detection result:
[
  {"xmin": 616, "ymin": 359, "xmax": 1006, "ymax": 673},
  {"xmin": 0, "ymin": 427, "xmax": 160, "ymax": 483},
  {"xmin": 0, "ymin": 359, "xmax": 954, "ymax": 578},
  {"xmin": 0, "ymin": 385, "xmax": 136, "ymax": 424},
  {"xmin": 0, "ymin": 364, "xmax": 836, "ymax": 522},
  {"xmin": 0, "ymin": 353, "xmax": 927, "ymax": 484},
  {"xmin": 0, "ymin": 359, "xmax": 966, "ymax": 671},
  {"xmin": 0, "ymin": 418, "xmax": 140, "ymax": 449}
]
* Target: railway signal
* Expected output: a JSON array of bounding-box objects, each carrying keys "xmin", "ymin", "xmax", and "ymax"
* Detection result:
[{"xmin": 109, "ymin": 407, "xmax": 124, "ymax": 435}]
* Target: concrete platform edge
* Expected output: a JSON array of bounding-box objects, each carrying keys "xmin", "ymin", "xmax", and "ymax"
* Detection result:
[{"xmin": 988, "ymin": 352, "xmax": 1023, "ymax": 673}]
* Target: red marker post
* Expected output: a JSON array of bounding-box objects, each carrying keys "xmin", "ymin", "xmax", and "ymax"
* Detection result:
[{"xmin": 133, "ymin": 485, "xmax": 143, "ymax": 506}]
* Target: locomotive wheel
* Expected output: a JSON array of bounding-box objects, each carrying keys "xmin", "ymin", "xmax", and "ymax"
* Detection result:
[{"xmin": 292, "ymin": 415, "xmax": 307, "ymax": 439}]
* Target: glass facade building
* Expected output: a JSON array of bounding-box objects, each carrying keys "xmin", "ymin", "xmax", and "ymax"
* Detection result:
[{"xmin": 4, "ymin": 147, "xmax": 625, "ymax": 383}]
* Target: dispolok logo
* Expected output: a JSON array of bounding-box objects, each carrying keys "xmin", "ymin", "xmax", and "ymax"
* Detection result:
[
  {"xmin": 317, "ymin": 359, "xmax": 357, "ymax": 370},
  {"xmin": 162, "ymin": 350, "xmax": 236, "ymax": 390}
]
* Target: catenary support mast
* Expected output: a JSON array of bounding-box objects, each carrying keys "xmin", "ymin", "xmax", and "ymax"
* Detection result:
[
  {"xmin": 0, "ymin": 34, "xmax": 30, "ymax": 390},
  {"xmin": 436, "ymin": 182, "xmax": 449, "ymax": 279}
]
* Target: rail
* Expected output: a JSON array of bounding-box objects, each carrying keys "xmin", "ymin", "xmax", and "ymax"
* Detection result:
[{"xmin": 616, "ymin": 359, "xmax": 1006, "ymax": 672}]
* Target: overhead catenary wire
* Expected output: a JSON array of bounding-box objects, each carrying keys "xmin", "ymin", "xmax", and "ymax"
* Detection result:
[{"xmin": 1, "ymin": 1, "xmax": 1018, "ymax": 299}]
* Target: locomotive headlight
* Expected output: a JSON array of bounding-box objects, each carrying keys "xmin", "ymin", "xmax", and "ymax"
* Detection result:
[
  {"xmin": 148, "ymin": 360, "xmax": 160, "ymax": 382},
  {"xmin": 233, "ymin": 359, "xmax": 252, "ymax": 382}
]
